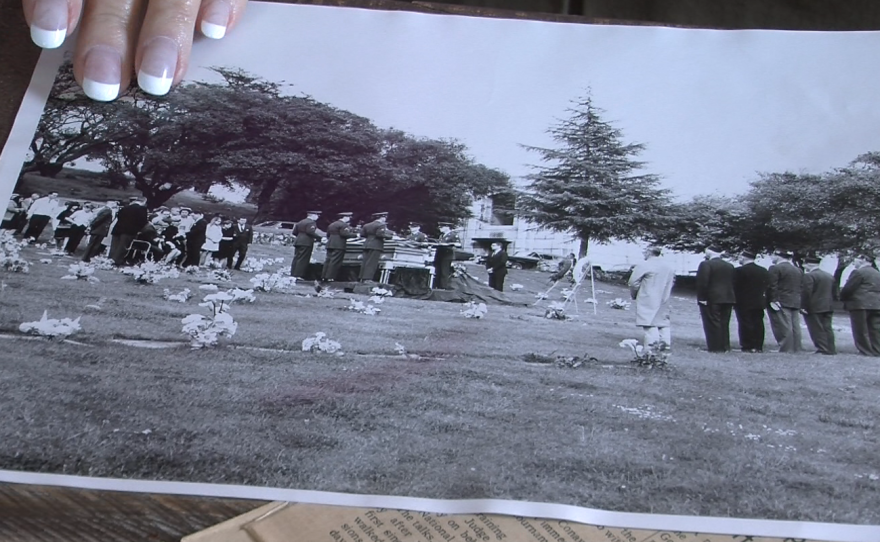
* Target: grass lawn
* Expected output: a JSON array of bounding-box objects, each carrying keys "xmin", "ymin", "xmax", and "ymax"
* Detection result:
[{"xmin": 0, "ymin": 241, "xmax": 878, "ymax": 526}]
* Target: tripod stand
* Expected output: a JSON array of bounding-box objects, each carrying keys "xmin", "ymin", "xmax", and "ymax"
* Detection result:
[{"xmin": 534, "ymin": 258, "xmax": 597, "ymax": 315}]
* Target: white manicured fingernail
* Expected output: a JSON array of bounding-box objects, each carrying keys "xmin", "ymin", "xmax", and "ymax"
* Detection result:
[
  {"xmin": 31, "ymin": 27, "xmax": 66, "ymax": 49},
  {"xmin": 83, "ymin": 46, "xmax": 122, "ymax": 102},
  {"xmin": 201, "ymin": 3, "xmax": 231, "ymax": 39},
  {"xmin": 138, "ymin": 37, "xmax": 179, "ymax": 96},
  {"xmin": 201, "ymin": 21, "xmax": 227, "ymax": 39},
  {"xmin": 30, "ymin": 0, "xmax": 68, "ymax": 49}
]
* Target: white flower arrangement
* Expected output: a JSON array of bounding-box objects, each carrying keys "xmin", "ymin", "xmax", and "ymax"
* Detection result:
[
  {"xmin": 534, "ymin": 292, "xmax": 548, "ymax": 300},
  {"xmin": 121, "ymin": 261, "xmax": 180, "ymax": 284},
  {"xmin": 19, "ymin": 310, "xmax": 81, "ymax": 339},
  {"xmin": 90, "ymin": 257, "xmax": 116, "ymax": 271},
  {"xmin": 184, "ymin": 265, "xmax": 201, "ymax": 275},
  {"xmin": 461, "ymin": 301, "xmax": 488, "ymax": 319},
  {"xmin": 39, "ymin": 258, "xmax": 53, "ymax": 265},
  {"xmin": 0, "ymin": 231, "xmax": 30, "ymax": 273},
  {"xmin": 181, "ymin": 292, "xmax": 238, "ymax": 348},
  {"xmin": 620, "ymin": 338, "xmax": 670, "ymax": 369},
  {"xmin": 301, "ymin": 332, "xmax": 343, "ymax": 354},
  {"xmin": 510, "ymin": 283, "xmax": 524, "ymax": 291},
  {"xmin": 394, "ymin": 342, "xmax": 407, "ymax": 356},
  {"xmin": 316, "ymin": 287, "xmax": 339, "ymax": 299},
  {"xmin": 226, "ymin": 287, "xmax": 256, "ymax": 303},
  {"xmin": 240, "ymin": 256, "xmax": 285, "ymax": 273},
  {"xmin": 199, "ymin": 284, "xmax": 219, "ymax": 292},
  {"xmin": 209, "ymin": 269, "xmax": 232, "ymax": 282},
  {"xmin": 368, "ymin": 295, "xmax": 386, "ymax": 304},
  {"xmin": 545, "ymin": 301, "xmax": 568, "ymax": 320},
  {"xmin": 370, "ymin": 287, "xmax": 393, "ymax": 297},
  {"xmin": 560, "ymin": 288, "xmax": 574, "ymax": 301},
  {"xmin": 250, "ymin": 272, "xmax": 296, "ymax": 292},
  {"xmin": 61, "ymin": 262, "xmax": 100, "ymax": 283},
  {"xmin": 607, "ymin": 298, "xmax": 631, "ymax": 310},
  {"xmin": 348, "ymin": 299, "xmax": 381, "ymax": 315},
  {"xmin": 163, "ymin": 288, "xmax": 192, "ymax": 303}
]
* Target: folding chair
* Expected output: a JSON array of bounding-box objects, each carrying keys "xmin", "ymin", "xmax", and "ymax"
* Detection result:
[{"xmin": 125, "ymin": 240, "xmax": 153, "ymax": 264}]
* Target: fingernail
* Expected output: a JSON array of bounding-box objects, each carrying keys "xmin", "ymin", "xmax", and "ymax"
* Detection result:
[
  {"xmin": 138, "ymin": 36, "xmax": 179, "ymax": 96},
  {"xmin": 30, "ymin": 0, "xmax": 68, "ymax": 49},
  {"xmin": 82, "ymin": 46, "xmax": 122, "ymax": 102},
  {"xmin": 201, "ymin": 4, "xmax": 231, "ymax": 39}
]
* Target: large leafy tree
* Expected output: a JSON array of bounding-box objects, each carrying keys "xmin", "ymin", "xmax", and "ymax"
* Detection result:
[
  {"xmin": 648, "ymin": 194, "xmax": 752, "ymax": 253},
  {"xmin": 518, "ymin": 92, "xmax": 672, "ymax": 256}
]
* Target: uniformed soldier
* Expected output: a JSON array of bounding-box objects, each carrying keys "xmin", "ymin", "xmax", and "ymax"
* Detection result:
[
  {"xmin": 406, "ymin": 223, "xmax": 429, "ymax": 246},
  {"xmin": 321, "ymin": 212, "xmax": 357, "ymax": 282},
  {"xmin": 290, "ymin": 210, "xmax": 325, "ymax": 278},
  {"xmin": 358, "ymin": 212, "xmax": 393, "ymax": 282},
  {"xmin": 433, "ymin": 222, "xmax": 461, "ymax": 290}
]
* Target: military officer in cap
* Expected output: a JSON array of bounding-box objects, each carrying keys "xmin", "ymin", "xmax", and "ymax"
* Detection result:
[
  {"xmin": 406, "ymin": 223, "xmax": 429, "ymax": 247},
  {"xmin": 358, "ymin": 212, "xmax": 393, "ymax": 282},
  {"xmin": 322, "ymin": 212, "xmax": 357, "ymax": 282},
  {"xmin": 291, "ymin": 210, "xmax": 325, "ymax": 278},
  {"xmin": 433, "ymin": 222, "xmax": 461, "ymax": 290},
  {"xmin": 801, "ymin": 255, "xmax": 837, "ymax": 355}
]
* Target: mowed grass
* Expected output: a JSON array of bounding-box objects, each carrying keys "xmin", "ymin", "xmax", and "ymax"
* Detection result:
[{"xmin": 0, "ymin": 243, "xmax": 879, "ymax": 525}]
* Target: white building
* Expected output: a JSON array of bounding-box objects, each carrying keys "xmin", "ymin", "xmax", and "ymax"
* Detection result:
[{"xmin": 462, "ymin": 194, "xmax": 710, "ymax": 276}]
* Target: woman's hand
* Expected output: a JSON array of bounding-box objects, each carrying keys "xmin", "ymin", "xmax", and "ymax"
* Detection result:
[{"xmin": 22, "ymin": 0, "xmax": 248, "ymax": 101}]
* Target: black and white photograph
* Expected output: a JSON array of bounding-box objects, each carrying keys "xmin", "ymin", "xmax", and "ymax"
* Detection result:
[{"xmin": 2, "ymin": 1, "xmax": 880, "ymax": 531}]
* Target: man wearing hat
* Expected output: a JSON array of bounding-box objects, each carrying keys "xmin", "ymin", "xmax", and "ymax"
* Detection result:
[
  {"xmin": 433, "ymin": 222, "xmax": 461, "ymax": 290},
  {"xmin": 321, "ymin": 212, "xmax": 357, "ymax": 281},
  {"xmin": 839, "ymin": 252, "xmax": 880, "ymax": 356},
  {"xmin": 767, "ymin": 250, "xmax": 804, "ymax": 353},
  {"xmin": 696, "ymin": 245, "xmax": 737, "ymax": 352},
  {"xmin": 109, "ymin": 196, "xmax": 149, "ymax": 266},
  {"xmin": 733, "ymin": 251, "xmax": 771, "ymax": 353},
  {"xmin": 406, "ymin": 223, "xmax": 429, "ymax": 246},
  {"xmin": 359, "ymin": 212, "xmax": 393, "ymax": 282},
  {"xmin": 291, "ymin": 210, "xmax": 325, "ymax": 278},
  {"xmin": 800, "ymin": 255, "xmax": 837, "ymax": 355}
]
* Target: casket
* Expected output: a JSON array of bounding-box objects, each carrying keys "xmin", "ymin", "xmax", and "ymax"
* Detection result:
[{"xmin": 343, "ymin": 239, "xmax": 434, "ymax": 283}]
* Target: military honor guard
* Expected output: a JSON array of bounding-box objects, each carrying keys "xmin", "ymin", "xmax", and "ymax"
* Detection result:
[
  {"xmin": 322, "ymin": 212, "xmax": 357, "ymax": 282},
  {"xmin": 767, "ymin": 250, "xmax": 804, "ymax": 353},
  {"xmin": 406, "ymin": 223, "xmax": 429, "ymax": 246},
  {"xmin": 696, "ymin": 246, "xmax": 737, "ymax": 352},
  {"xmin": 839, "ymin": 253, "xmax": 880, "ymax": 356},
  {"xmin": 291, "ymin": 210, "xmax": 325, "ymax": 278},
  {"xmin": 433, "ymin": 222, "xmax": 461, "ymax": 290},
  {"xmin": 800, "ymin": 255, "xmax": 837, "ymax": 355},
  {"xmin": 628, "ymin": 246, "xmax": 676, "ymax": 351},
  {"xmin": 485, "ymin": 241, "xmax": 509, "ymax": 292},
  {"xmin": 358, "ymin": 212, "xmax": 393, "ymax": 282},
  {"xmin": 733, "ymin": 251, "xmax": 771, "ymax": 353}
]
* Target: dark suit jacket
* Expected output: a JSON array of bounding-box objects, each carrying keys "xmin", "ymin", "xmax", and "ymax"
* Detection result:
[
  {"xmin": 326, "ymin": 220, "xmax": 356, "ymax": 250},
  {"xmin": 362, "ymin": 220, "xmax": 392, "ymax": 250},
  {"xmin": 88, "ymin": 207, "xmax": 114, "ymax": 237},
  {"xmin": 111, "ymin": 204, "xmax": 148, "ymax": 236},
  {"xmin": 696, "ymin": 257, "xmax": 736, "ymax": 304},
  {"xmin": 801, "ymin": 269, "xmax": 835, "ymax": 313},
  {"xmin": 231, "ymin": 224, "xmax": 253, "ymax": 248},
  {"xmin": 187, "ymin": 219, "xmax": 207, "ymax": 246},
  {"xmin": 293, "ymin": 218, "xmax": 322, "ymax": 247},
  {"xmin": 840, "ymin": 266, "xmax": 880, "ymax": 311},
  {"xmin": 768, "ymin": 261, "xmax": 803, "ymax": 309},
  {"xmin": 485, "ymin": 250, "xmax": 508, "ymax": 277},
  {"xmin": 734, "ymin": 262, "xmax": 770, "ymax": 310}
]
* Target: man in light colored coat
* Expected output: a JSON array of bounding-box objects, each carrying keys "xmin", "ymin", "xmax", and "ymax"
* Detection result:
[{"xmin": 628, "ymin": 246, "xmax": 676, "ymax": 351}]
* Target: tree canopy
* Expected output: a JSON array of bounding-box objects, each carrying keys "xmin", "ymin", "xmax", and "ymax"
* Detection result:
[
  {"xmin": 517, "ymin": 92, "xmax": 672, "ymax": 256},
  {"xmin": 21, "ymin": 63, "xmax": 511, "ymax": 232}
]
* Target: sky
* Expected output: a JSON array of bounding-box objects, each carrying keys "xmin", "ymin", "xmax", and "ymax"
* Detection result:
[
  {"xmin": 5, "ymin": 2, "xmax": 880, "ymax": 205},
  {"xmin": 173, "ymin": 2, "xmax": 880, "ymax": 202}
]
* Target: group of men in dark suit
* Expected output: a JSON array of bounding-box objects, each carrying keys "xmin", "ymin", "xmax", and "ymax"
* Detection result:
[{"xmin": 696, "ymin": 245, "xmax": 880, "ymax": 356}]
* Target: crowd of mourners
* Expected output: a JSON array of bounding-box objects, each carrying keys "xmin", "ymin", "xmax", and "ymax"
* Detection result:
[{"xmin": 2, "ymin": 192, "xmax": 253, "ymax": 269}]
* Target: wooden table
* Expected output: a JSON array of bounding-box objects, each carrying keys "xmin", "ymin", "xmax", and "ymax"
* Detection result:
[{"xmin": 2, "ymin": 0, "xmax": 880, "ymax": 540}]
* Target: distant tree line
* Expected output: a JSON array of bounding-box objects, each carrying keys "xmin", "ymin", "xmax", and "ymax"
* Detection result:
[
  {"xmin": 517, "ymin": 92, "xmax": 880, "ymax": 260},
  {"xmin": 21, "ymin": 61, "xmax": 512, "ymax": 232}
]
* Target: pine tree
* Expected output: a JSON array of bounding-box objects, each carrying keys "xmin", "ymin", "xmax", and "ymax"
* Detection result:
[{"xmin": 519, "ymin": 93, "xmax": 671, "ymax": 257}]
